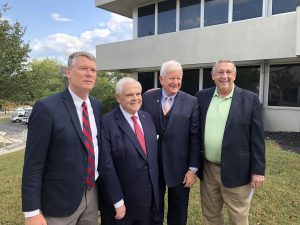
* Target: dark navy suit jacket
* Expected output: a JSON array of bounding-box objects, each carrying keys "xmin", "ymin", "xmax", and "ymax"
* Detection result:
[
  {"xmin": 142, "ymin": 89, "xmax": 201, "ymax": 187},
  {"xmin": 22, "ymin": 89, "xmax": 102, "ymax": 216},
  {"xmin": 99, "ymin": 107, "xmax": 159, "ymax": 220},
  {"xmin": 195, "ymin": 85, "xmax": 265, "ymax": 188}
]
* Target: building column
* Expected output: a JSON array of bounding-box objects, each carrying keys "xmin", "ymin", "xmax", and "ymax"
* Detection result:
[{"xmin": 296, "ymin": 0, "xmax": 300, "ymax": 55}]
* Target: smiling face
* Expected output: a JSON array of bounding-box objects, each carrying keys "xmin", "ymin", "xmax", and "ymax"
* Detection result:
[
  {"xmin": 212, "ymin": 62, "xmax": 236, "ymax": 97},
  {"xmin": 67, "ymin": 56, "xmax": 96, "ymax": 99},
  {"xmin": 160, "ymin": 69, "xmax": 182, "ymax": 96},
  {"xmin": 116, "ymin": 82, "xmax": 142, "ymax": 115}
]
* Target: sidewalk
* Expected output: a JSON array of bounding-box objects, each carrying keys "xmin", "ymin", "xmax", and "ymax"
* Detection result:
[{"xmin": 0, "ymin": 132, "xmax": 26, "ymax": 156}]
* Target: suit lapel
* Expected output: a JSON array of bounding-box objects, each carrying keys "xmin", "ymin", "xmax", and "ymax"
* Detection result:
[
  {"xmin": 153, "ymin": 89, "xmax": 163, "ymax": 132},
  {"xmin": 224, "ymin": 86, "xmax": 242, "ymax": 131},
  {"xmin": 90, "ymin": 97, "xmax": 101, "ymax": 139},
  {"xmin": 61, "ymin": 89, "xmax": 85, "ymax": 147},
  {"xmin": 114, "ymin": 107, "xmax": 148, "ymax": 161},
  {"xmin": 201, "ymin": 88, "xmax": 215, "ymax": 132},
  {"xmin": 164, "ymin": 91, "xmax": 182, "ymax": 136}
]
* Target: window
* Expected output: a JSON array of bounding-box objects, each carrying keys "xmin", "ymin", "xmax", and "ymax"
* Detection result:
[
  {"xmin": 235, "ymin": 66, "xmax": 260, "ymax": 95},
  {"xmin": 272, "ymin": 0, "xmax": 297, "ymax": 15},
  {"xmin": 181, "ymin": 69, "xmax": 200, "ymax": 95},
  {"xmin": 233, "ymin": 0, "xmax": 263, "ymax": 21},
  {"xmin": 158, "ymin": 0, "xmax": 176, "ymax": 34},
  {"xmin": 268, "ymin": 64, "xmax": 300, "ymax": 107},
  {"xmin": 204, "ymin": 0, "xmax": 229, "ymax": 26},
  {"xmin": 138, "ymin": 72, "xmax": 155, "ymax": 94},
  {"xmin": 180, "ymin": 0, "xmax": 200, "ymax": 30},
  {"xmin": 138, "ymin": 4, "xmax": 155, "ymax": 37},
  {"xmin": 203, "ymin": 68, "xmax": 215, "ymax": 89}
]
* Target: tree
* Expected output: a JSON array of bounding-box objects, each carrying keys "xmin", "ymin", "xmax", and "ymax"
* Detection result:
[{"xmin": 0, "ymin": 3, "xmax": 30, "ymax": 103}]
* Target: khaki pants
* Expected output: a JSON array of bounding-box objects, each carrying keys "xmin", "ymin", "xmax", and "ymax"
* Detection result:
[
  {"xmin": 45, "ymin": 185, "xmax": 98, "ymax": 225},
  {"xmin": 200, "ymin": 161, "xmax": 253, "ymax": 225}
]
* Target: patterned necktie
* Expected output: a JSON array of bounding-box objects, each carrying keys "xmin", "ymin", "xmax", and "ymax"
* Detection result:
[
  {"xmin": 163, "ymin": 97, "xmax": 171, "ymax": 115},
  {"xmin": 131, "ymin": 116, "xmax": 147, "ymax": 155},
  {"xmin": 82, "ymin": 101, "xmax": 95, "ymax": 190}
]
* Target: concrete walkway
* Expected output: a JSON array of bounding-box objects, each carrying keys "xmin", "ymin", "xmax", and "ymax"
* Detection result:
[{"xmin": 0, "ymin": 132, "xmax": 26, "ymax": 156}]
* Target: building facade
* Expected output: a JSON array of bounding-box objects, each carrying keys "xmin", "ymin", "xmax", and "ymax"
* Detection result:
[{"xmin": 95, "ymin": 0, "xmax": 300, "ymax": 132}]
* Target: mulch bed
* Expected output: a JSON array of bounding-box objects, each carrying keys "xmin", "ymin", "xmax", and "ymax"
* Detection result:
[{"xmin": 265, "ymin": 132, "xmax": 300, "ymax": 154}]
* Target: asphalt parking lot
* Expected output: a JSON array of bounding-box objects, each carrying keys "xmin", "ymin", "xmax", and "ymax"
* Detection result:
[{"xmin": 0, "ymin": 119, "xmax": 27, "ymax": 140}]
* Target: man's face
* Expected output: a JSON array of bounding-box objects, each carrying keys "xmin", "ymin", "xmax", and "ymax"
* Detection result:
[
  {"xmin": 116, "ymin": 82, "xmax": 142, "ymax": 115},
  {"xmin": 212, "ymin": 62, "xmax": 236, "ymax": 96},
  {"xmin": 67, "ymin": 56, "xmax": 96, "ymax": 99},
  {"xmin": 160, "ymin": 69, "xmax": 182, "ymax": 96}
]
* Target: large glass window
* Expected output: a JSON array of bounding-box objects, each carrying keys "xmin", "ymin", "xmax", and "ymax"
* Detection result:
[
  {"xmin": 158, "ymin": 0, "xmax": 176, "ymax": 34},
  {"xmin": 233, "ymin": 0, "xmax": 263, "ymax": 22},
  {"xmin": 235, "ymin": 66, "xmax": 260, "ymax": 95},
  {"xmin": 268, "ymin": 64, "xmax": 300, "ymax": 107},
  {"xmin": 203, "ymin": 68, "xmax": 215, "ymax": 89},
  {"xmin": 204, "ymin": 0, "xmax": 229, "ymax": 27},
  {"xmin": 181, "ymin": 69, "xmax": 200, "ymax": 95},
  {"xmin": 138, "ymin": 72, "xmax": 155, "ymax": 94},
  {"xmin": 203, "ymin": 66, "xmax": 260, "ymax": 95},
  {"xmin": 138, "ymin": 4, "xmax": 155, "ymax": 37},
  {"xmin": 272, "ymin": 0, "xmax": 297, "ymax": 15},
  {"xmin": 180, "ymin": 0, "xmax": 200, "ymax": 30}
]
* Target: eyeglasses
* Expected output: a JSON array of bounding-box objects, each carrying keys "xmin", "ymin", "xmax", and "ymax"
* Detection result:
[{"xmin": 216, "ymin": 70, "xmax": 235, "ymax": 76}]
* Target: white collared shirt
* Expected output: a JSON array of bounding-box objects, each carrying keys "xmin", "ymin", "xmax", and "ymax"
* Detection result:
[{"xmin": 119, "ymin": 105, "xmax": 144, "ymax": 134}]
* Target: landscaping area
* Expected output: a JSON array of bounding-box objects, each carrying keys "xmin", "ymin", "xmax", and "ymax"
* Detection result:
[{"xmin": 0, "ymin": 139, "xmax": 299, "ymax": 225}]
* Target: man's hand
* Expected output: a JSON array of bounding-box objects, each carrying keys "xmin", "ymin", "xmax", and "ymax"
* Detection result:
[
  {"xmin": 115, "ymin": 204, "xmax": 126, "ymax": 220},
  {"xmin": 251, "ymin": 174, "xmax": 265, "ymax": 188},
  {"xmin": 183, "ymin": 170, "xmax": 197, "ymax": 188},
  {"xmin": 25, "ymin": 213, "xmax": 47, "ymax": 225}
]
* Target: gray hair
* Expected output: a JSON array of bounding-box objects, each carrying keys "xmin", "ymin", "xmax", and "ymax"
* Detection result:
[
  {"xmin": 115, "ymin": 77, "xmax": 142, "ymax": 94},
  {"xmin": 67, "ymin": 51, "xmax": 96, "ymax": 68},
  {"xmin": 160, "ymin": 60, "xmax": 183, "ymax": 77},
  {"xmin": 212, "ymin": 59, "xmax": 236, "ymax": 73}
]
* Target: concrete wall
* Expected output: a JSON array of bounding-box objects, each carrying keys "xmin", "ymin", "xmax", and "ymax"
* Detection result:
[
  {"xmin": 263, "ymin": 107, "xmax": 300, "ymax": 132},
  {"xmin": 96, "ymin": 13, "xmax": 297, "ymax": 71}
]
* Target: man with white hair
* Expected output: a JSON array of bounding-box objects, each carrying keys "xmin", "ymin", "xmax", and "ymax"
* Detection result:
[
  {"xmin": 142, "ymin": 60, "xmax": 201, "ymax": 225},
  {"xmin": 100, "ymin": 77, "xmax": 159, "ymax": 225}
]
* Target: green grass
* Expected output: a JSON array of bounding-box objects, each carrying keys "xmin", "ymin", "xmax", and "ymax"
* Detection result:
[{"xmin": 0, "ymin": 141, "xmax": 299, "ymax": 225}]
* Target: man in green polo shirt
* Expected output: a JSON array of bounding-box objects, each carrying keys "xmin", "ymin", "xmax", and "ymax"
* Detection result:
[{"xmin": 195, "ymin": 59, "xmax": 265, "ymax": 225}]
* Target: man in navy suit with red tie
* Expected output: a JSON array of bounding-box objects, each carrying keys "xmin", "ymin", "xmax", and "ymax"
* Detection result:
[
  {"xmin": 100, "ymin": 77, "xmax": 159, "ymax": 225},
  {"xmin": 22, "ymin": 51, "xmax": 102, "ymax": 225},
  {"xmin": 142, "ymin": 60, "xmax": 200, "ymax": 225}
]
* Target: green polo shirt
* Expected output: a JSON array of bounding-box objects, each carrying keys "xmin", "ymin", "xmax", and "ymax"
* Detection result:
[{"xmin": 204, "ymin": 87, "xmax": 234, "ymax": 163}]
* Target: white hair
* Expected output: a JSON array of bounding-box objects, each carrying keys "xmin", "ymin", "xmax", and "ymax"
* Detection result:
[
  {"xmin": 115, "ymin": 77, "xmax": 142, "ymax": 94},
  {"xmin": 212, "ymin": 59, "xmax": 236, "ymax": 73},
  {"xmin": 160, "ymin": 60, "xmax": 183, "ymax": 77}
]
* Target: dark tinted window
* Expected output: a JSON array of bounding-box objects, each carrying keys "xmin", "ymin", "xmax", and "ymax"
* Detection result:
[
  {"xmin": 138, "ymin": 4, "xmax": 155, "ymax": 37},
  {"xmin": 272, "ymin": 0, "xmax": 297, "ymax": 15},
  {"xmin": 268, "ymin": 64, "xmax": 300, "ymax": 107},
  {"xmin": 235, "ymin": 66, "xmax": 260, "ymax": 95},
  {"xmin": 180, "ymin": 0, "xmax": 200, "ymax": 30},
  {"xmin": 204, "ymin": 0, "xmax": 228, "ymax": 26},
  {"xmin": 203, "ymin": 68, "xmax": 215, "ymax": 89},
  {"xmin": 233, "ymin": 0, "xmax": 263, "ymax": 21},
  {"xmin": 181, "ymin": 69, "xmax": 200, "ymax": 95},
  {"xmin": 138, "ymin": 72, "xmax": 155, "ymax": 94},
  {"xmin": 158, "ymin": 0, "xmax": 176, "ymax": 34}
]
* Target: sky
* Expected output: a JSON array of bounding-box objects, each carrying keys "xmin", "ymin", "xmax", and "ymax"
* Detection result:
[{"xmin": 2, "ymin": 0, "xmax": 132, "ymax": 64}]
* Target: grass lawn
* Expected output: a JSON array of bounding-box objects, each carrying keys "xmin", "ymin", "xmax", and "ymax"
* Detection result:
[{"xmin": 0, "ymin": 140, "xmax": 299, "ymax": 225}]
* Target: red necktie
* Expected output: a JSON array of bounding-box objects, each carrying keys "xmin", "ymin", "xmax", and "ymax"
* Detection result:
[
  {"xmin": 131, "ymin": 116, "xmax": 147, "ymax": 155},
  {"xmin": 82, "ymin": 101, "xmax": 95, "ymax": 189}
]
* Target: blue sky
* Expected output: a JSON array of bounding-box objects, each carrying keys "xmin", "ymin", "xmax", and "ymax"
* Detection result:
[{"xmin": 3, "ymin": 0, "xmax": 132, "ymax": 64}]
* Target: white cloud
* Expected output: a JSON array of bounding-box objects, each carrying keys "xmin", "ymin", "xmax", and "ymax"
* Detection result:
[
  {"xmin": 29, "ymin": 13, "xmax": 132, "ymax": 64},
  {"xmin": 51, "ymin": 13, "xmax": 72, "ymax": 22}
]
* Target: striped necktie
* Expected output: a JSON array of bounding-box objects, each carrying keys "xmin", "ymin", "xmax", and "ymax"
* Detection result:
[
  {"xmin": 82, "ymin": 101, "xmax": 95, "ymax": 189},
  {"xmin": 163, "ymin": 96, "xmax": 172, "ymax": 115}
]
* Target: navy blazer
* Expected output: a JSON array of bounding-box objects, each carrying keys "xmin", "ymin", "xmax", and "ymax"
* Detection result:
[
  {"xmin": 142, "ymin": 89, "xmax": 201, "ymax": 187},
  {"xmin": 22, "ymin": 89, "xmax": 102, "ymax": 216},
  {"xmin": 195, "ymin": 85, "xmax": 265, "ymax": 188},
  {"xmin": 99, "ymin": 107, "xmax": 159, "ymax": 220}
]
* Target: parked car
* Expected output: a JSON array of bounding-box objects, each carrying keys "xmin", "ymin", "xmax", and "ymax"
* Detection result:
[
  {"xmin": 11, "ymin": 114, "xmax": 25, "ymax": 123},
  {"xmin": 21, "ymin": 109, "xmax": 32, "ymax": 125},
  {"xmin": 21, "ymin": 117, "xmax": 29, "ymax": 125}
]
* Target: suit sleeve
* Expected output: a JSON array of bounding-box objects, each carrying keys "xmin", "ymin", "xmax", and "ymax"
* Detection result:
[
  {"xmin": 250, "ymin": 96, "xmax": 266, "ymax": 175},
  {"xmin": 22, "ymin": 101, "xmax": 52, "ymax": 212},
  {"xmin": 99, "ymin": 118, "xmax": 124, "ymax": 205},
  {"xmin": 188, "ymin": 98, "xmax": 201, "ymax": 169}
]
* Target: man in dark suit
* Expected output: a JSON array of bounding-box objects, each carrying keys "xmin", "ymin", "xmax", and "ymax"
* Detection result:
[
  {"xmin": 22, "ymin": 51, "xmax": 102, "ymax": 225},
  {"xmin": 195, "ymin": 59, "xmax": 265, "ymax": 225},
  {"xmin": 142, "ymin": 60, "xmax": 200, "ymax": 225},
  {"xmin": 100, "ymin": 77, "xmax": 159, "ymax": 225}
]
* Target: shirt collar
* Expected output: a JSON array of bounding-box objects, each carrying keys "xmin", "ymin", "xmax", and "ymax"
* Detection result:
[
  {"xmin": 213, "ymin": 85, "xmax": 235, "ymax": 99},
  {"xmin": 162, "ymin": 89, "xmax": 177, "ymax": 100},
  {"xmin": 119, "ymin": 105, "xmax": 139, "ymax": 119},
  {"xmin": 68, "ymin": 87, "xmax": 91, "ymax": 108}
]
